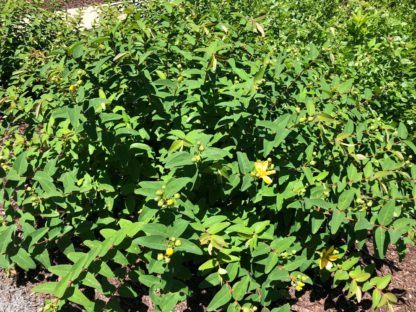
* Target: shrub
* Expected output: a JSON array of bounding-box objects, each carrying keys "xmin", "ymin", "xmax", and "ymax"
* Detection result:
[
  {"xmin": 0, "ymin": 0, "xmax": 415, "ymax": 311},
  {"xmin": 0, "ymin": 0, "xmax": 68, "ymax": 88}
]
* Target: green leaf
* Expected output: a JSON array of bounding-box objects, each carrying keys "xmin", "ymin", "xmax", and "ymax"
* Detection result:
[
  {"xmin": 135, "ymin": 181, "xmax": 165, "ymax": 198},
  {"xmin": 271, "ymin": 304, "xmax": 291, "ymax": 312},
  {"xmin": 378, "ymin": 201, "xmax": 395, "ymax": 226},
  {"xmin": 199, "ymin": 259, "xmax": 218, "ymax": 271},
  {"xmin": 338, "ymin": 190, "xmax": 355, "ymax": 210},
  {"xmin": 240, "ymin": 175, "xmax": 253, "ymax": 192},
  {"xmin": 165, "ymin": 177, "xmax": 191, "ymax": 197},
  {"xmin": 113, "ymin": 52, "xmax": 130, "ymax": 62},
  {"xmin": 28, "ymin": 227, "xmax": 49, "ymax": 249},
  {"xmin": 338, "ymin": 79, "xmax": 354, "ymax": 93},
  {"xmin": 135, "ymin": 235, "xmax": 167, "ymax": 251},
  {"xmin": 32, "ymin": 282, "xmax": 59, "ymax": 295},
  {"xmin": 372, "ymin": 289, "xmax": 382, "ymax": 309},
  {"xmin": 232, "ymin": 276, "xmax": 250, "ymax": 301},
  {"xmin": 165, "ymin": 152, "xmax": 193, "ymax": 168},
  {"xmin": 48, "ymin": 264, "xmax": 71, "ymax": 277},
  {"xmin": 176, "ymin": 239, "xmax": 203, "ymax": 255},
  {"xmin": 341, "ymin": 256, "xmax": 360, "ymax": 270},
  {"xmin": 270, "ymin": 237, "xmax": 296, "ymax": 254},
  {"xmin": 68, "ymin": 287, "xmax": 95, "ymax": 310},
  {"xmin": 33, "ymin": 171, "xmax": 61, "ymax": 198},
  {"xmin": 169, "ymin": 219, "xmax": 189, "ymax": 238},
  {"xmin": 334, "ymin": 270, "xmax": 349, "ymax": 283},
  {"xmin": 263, "ymin": 129, "xmax": 290, "ymax": 157},
  {"xmin": 169, "ymin": 140, "xmax": 185, "ymax": 153},
  {"xmin": 264, "ymin": 253, "xmax": 279, "ymax": 274},
  {"xmin": 207, "ymin": 284, "xmax": 232, "ymax": 311},
  {"xmin": 384, "ymin": 292, "xmax": 397, "ymax": 304},
  {"xmin": 12, "ymin": 152, "xmax": 28, "ymax": 176},
  {"xmin": 139, "ymin": 274, "xmax": 165, "ymax": 288},
  {"xmin": 71, "ymin": 43, "xmax": 84, "ymax": 59},
  {"xmin": 268, "ymin": 267, "xmax": 290, "ymax": 282},
  {"xmin": 59, "ymin": 171, "xmax": 79, "ymax": 194},
  {"xmin": 350, "ymin": 271, "xmax": 371, "ymax": 282},
  {"xmin": 67, "ymin": 106, "xmax": 82, "ymax": 130},
  {"xmin": 355, "ymin": 213, "xmax": 373, "ymax": 231},
  {"xmin": 283, "ymin": 257, "xmax": 304, "ymax": 271},
  {"xmin": 207, "ymin": 222, "xmax": 230, "ymax": 235},
  {"xmin": 237, "ymin": 152, "xmax": 251, "ymax": 174},
  {"xmin": 374, "ymin": 227, "xmax": 388, "ymax": 259},
  {"xmin": 310, "ymin": 211, "xmax": 325, "ymax": 234},
  {"xmin": 130, "ymin": 143, "xmax": 154, "ymax": 158},
  {"xmin": 329, "ymin": 209, "xmax": 345, "ymax": 234},
  {"xmin": 11, "ymin": 248, "xmax": 36, "ymax": 271},
  {"xmin": 397, "ymin": 122, "xmax": 408, "ymax": 139},
  {"xmin": 0, "ymin": 225, "xmax": 16, "ymax": 253},
  {"xmin": 371, "ymin": 274, "xmax": 391, "ymax": 290},
  {"xmin": 202, "ymin": 147, "xmax": 231, "ymax": 161}
]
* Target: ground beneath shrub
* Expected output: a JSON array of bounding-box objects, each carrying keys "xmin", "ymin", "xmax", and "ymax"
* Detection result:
[
  {"xmin": 1, "ymin": 245, "xmax": 415, "ymax": 311},
  {"xmin": 0, "ymin": 270, "xmax": 47, "ymax": 312},
  {"xmin": 291, "ymin": 244, "xmax": 416, "ymax": 312},
  {"xmin": 43, "ymin": 0, "xmax": 141, "ymax": 10},
  {"xmin": 41, "ymin": 0, "xmax": 108, "ymax": 10}
]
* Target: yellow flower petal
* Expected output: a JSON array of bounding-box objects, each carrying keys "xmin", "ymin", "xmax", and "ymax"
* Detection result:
[
  {"xmin": 319, "ymin": 258, "xmax": 327, "ymax": 270},
  {"xmin": 328, "ymin": 255, "xmax": 338, "ymax": 262},
  {"xmin": 255, "ymin": 161, "xmax": 265, "ymax": 171},
  {"xmin": 262, "ymin": 175, "xmax": 273, "ymax": 185}
]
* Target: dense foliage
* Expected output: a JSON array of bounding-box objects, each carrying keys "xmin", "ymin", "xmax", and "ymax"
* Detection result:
[{"xmin": 0, "ymin": 0, "xmax": 415, "ymax": 311}]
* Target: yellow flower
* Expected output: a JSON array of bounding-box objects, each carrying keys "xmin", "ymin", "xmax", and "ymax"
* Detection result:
[
  {"xmin": 252, "ymin": 160, "xmax": 276, "ymax": 185},
  {"xmin": 319, "ymin": 245, "xmax": 339, "ymax": 270},
  {"xmin": 69, "ymin": 84, "xmax": 77, "ymax": 93},
  {"xmin": 165, "ymin": 247, "xmax": 174, "ymax": 257}
]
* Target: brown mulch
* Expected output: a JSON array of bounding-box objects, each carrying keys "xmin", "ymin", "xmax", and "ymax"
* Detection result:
[
  {"xmin": 0, "ymin": 244, "xmax": 415, "ymax": 311},
  {"xmin": 291, "ymin": 244, "xmax": 416, "ymax": 312},
  {"xmin": 40, "ymin": 0, "xmax": 109, "ymax": 10}
]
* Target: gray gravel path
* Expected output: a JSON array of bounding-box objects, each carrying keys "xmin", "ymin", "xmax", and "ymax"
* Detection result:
[{"xmin": 0, "ymin": 271, "xmax": 44, "ymax": 312}]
